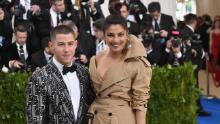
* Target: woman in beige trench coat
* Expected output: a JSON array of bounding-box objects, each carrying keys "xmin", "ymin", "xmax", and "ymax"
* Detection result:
[{"xmin": 88, "ymin": 14, "xmax": 152, "ymax": 124}]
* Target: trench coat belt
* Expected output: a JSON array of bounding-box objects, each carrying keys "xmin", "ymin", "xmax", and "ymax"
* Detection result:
[{"xmin": 95, "ymin": 97, "xmax": 132, "ymax": 106}]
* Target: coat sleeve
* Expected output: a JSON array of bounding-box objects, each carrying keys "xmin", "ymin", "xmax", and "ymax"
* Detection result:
[
  {"xmin": 131, "ymin": 57, "xmax": 152, "ymax": 112},
  {"xmin": 26, "ymin": 71, "xmax": 47, "ymax": 124}
]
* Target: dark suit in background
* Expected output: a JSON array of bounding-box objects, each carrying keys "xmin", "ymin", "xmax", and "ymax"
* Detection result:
[
  {"xmin": 31, "ymin": 50, "xmax": 47, "ymax": 70},
  {"xmin": 2, "ymin": 42, "xmax": 33, "ymax": 70},
  {"xmin": 77, "ymin": 30, "xmax": 96, "ymax": 63},
  {"xmin": 180, "ymin": 25, "xmax": 206, "ymax": 113},
  {"xmin": 127, "ymin": 20, "xmax": 140, "ymax": 36},
  {"xmin": 79, "ymin": 2, "xmax": 104, "ymax": 34},
  {"xmin": 196, "ymin": 22, "xmax": 211, "ymax": 52},
  {"xmin": 141, "ymin": 13, "xmax": 175, "ymax": 34}
]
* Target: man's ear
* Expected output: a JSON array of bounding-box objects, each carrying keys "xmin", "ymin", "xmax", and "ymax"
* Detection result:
[{"xmin": 48, "ymin": 41, "xmax": 54, "ymax": 50}]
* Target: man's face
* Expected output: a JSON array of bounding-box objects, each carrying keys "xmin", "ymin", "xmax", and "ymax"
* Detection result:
[
  {"xmin": 120, "ymin": 5, "xmax": 129, "ymax": 19},
  {"xmin": 15, "ymin": 31, "xmax": 27, "ymax": 45},
  {"xmin": 50, "ymin": 33, "xmax": 77, "ymax": 66},
  {"xmin": 54, "ymin": 0, "xmax": 65, "ymax": 13},
  {"xmin": 150, "ymin": 11, "xmax": 161, "ymax": 20}
]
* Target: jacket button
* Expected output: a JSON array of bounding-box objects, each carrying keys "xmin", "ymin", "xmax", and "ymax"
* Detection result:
[
  {"xmin": 108, "ymin": 113, "xmax": 112, "ymax": 116},
  {"xmin": 94, "ymin": 110, "xmax": 98, "ymax": 114},
  {"xmin": 98, "ymin": 93, "xmax": 101, "ymax": 97},
  {"xmin": 107, "ymin": 94, "xmax": 112, "ymax": 97}
]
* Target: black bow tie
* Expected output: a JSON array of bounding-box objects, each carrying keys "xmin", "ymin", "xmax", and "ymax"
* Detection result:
[{"xmin": 62, "ymin": 64, "xmax": 76, "ymax": 75}]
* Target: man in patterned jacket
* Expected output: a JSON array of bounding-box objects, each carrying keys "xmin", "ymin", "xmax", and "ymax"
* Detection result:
[{"xmin": 26, "ymin": 25, "xmax": 95, "ymax": 124}]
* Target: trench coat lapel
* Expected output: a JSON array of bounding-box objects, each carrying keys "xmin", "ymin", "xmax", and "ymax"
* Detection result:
[
  {"xmin": 90, "ymin": 35, "xmax": 146, "ymax": 92},
  {"xmin": 99, "ymin": 62, "xmax": 128, "ymax": 92}
]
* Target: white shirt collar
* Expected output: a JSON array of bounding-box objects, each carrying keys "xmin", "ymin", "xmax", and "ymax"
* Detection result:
[
  {"xmin": 147, "ymin": 48, "xmax": 153, "ymax": 54},
  {"xmin": 16, "ymin": 42, "xmax": 26, "ymax": 49},
  {"xmin": 53, "ymin": 57, "xmax": 64, "ymax": 73},
  {"xmin": 152, "ymin": 14, "xmax": 161, "ymax": 28},
  {"xmin": 186, "ymin": 25, "xmax": 194, "ymax": 32},
  {"xmin": 52, "ymin": 57, "xmax": 73, "ymax": 74},
  {"xmin": 44, "ymin": 51, "xmax": 52, "ymax": 62}
]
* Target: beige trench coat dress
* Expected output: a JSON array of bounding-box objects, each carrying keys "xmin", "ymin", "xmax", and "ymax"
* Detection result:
[{"xmin": 88, "ymin": 35, "xmax": 152, "ymax": 124}]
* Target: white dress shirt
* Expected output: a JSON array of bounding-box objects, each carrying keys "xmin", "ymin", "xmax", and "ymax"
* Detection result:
[
  {"xmin": 16, "ymin": 43, "xmax": 28, "ymax": 60},
  {"xmin": 53, "ymin": 57, "xmax": 81, "ymax": 118},
  {"xmin": 50, "ymin": 8, "xmax": 61, "ymax": 27},
  {"xmin": 96, "ymin": 40, "xmax": 108, "ymax": 54},
  {"xmin": 9, "ymin": 43, "xmax": 29, "ymax": 68},
  {"xmin": 20, "ymin": 0, "xmax": 31, "ymax": 20},
  {"xmin": 152, "ymin": 14, "xmax": 161, "ymax": 30},
  {"xmin": 44, "ymin": 51, "xmax": 52, "ymax": 63}
]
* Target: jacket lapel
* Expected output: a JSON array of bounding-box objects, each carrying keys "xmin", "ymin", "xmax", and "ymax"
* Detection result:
[
  {"xmin": 49, "ymin": 62, "xmax": 75, "ymax": 123},
  {"xmin": 99, "ymin": 63, "xmax": 129, "ymax": 92},
  {"xmin": 74, "ymin": 63, "xmax": 85, "ymax": 123}
]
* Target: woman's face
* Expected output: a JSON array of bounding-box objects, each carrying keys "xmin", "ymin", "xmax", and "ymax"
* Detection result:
[
  {"xmin": 214, "ymin": 21, "xmax": 220, "ymax": 28},
  {"xmin": 104, "ymin": 24, "xmax": 128, "ymax": 54}
]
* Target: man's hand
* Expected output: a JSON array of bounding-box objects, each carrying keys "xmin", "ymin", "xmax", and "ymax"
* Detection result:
[
  {"xmin": 80, "ymin": 54, "xmax": 88, "ymax": 64},
  {"xmin": 31, "ymin": 5, "xmax": 41, "ymax": 14},
  {"xmin": 160, "ymin": 30, "xmax": 168, "ymax": 37},
  {"xmin": 191, "ymin": 49, "xmax": 197, "ymax": 57},
  {"xmin": 10, "ymin": 60, "xmax": 24, "ymax": 69},
  {"xmin": 166, "ymin": 39, "xmax": 172, "ymax": 49}
]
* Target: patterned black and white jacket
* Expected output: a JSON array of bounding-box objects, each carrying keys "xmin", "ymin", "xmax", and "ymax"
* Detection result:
[{"xmin": 26, "ymin": 61, "xmax": 95, "ymax": 124}]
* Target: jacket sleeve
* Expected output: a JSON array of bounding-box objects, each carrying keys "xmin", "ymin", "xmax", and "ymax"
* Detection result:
[
  {"xmin": 131, "ymin": 57, "xmax": 152, "ymax": 112},
  {"xmin": 26, "ymin": 71, "xmax": 47, "ymax": 124}
]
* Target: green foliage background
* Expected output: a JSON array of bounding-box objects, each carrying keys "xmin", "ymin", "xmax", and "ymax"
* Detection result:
[
  {"xmin": 0, "ymin": 72, "xmax": 30, "ymax": 124},
  {"xmin": 0, "ymin": 63, "xmax": 199, "ymax": 124},
  {"xmin": 147, "ymin": 63, "xmax": 200, "ymax": 124}
]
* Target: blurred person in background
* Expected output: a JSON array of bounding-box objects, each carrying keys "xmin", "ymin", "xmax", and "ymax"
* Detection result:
[
  {"xmin": 31, "ymin": 36, "xmax": 53, "ymax": 71},
  {"xmin": 3, "ymin": 24, "xmax": 33, "ymax": 72},
  {"xmin": 180, "ymin": 13, "xmax": 211, "ymax": 116},
  {"xmin": 209, "ymin": 19, "xmax": 220, "ymax": 86},
  {"xmin": 93, "ymin": 18, "xmax": 108, "ymax": 54}
]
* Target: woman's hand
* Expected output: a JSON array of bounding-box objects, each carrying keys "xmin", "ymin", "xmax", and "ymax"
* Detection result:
[{"xmin": 135, "ymin": 110, "xmax": 146, "ymax": 124}]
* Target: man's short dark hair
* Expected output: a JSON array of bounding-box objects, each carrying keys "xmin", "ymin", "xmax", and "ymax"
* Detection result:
[
  {"xmin": 184, "ymin": 13, "xmax": 197, "ymax": 25},
  {"xmin": 62, "ymin": 20, "xmax": 77, "ymax": 29},
  {"xmin": 109, "ymin": 1, "xmax": 129, "ymax": 15},
  {"xmin": 103, "ymin": 14, "xmax": 128, "ymax": 33},
  {"xmin": 93, "ymin": 18, "xmax": 105, "ymax": 31},
  {"xmin": 14, "ymin": 24, "xmax": 27, "ymax": 34},
  {"xmin": 41, "ymin": 36, "xmax": 50, "ymax": 49},
  {"xmin": 148, "ymin": 2, "xmax": 161, "ymax": 13},
  {"xmin": 50, "ymin": 25, "xmax": 74, "ymax": 41},
  {"xmin": 50, "ymin": 0, "xmax": 62, "ymax": 5}
]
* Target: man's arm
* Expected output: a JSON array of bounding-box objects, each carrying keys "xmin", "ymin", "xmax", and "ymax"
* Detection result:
[{"xmin": 26, "ymin": 72, "xmax": 47, "ymax": 124}]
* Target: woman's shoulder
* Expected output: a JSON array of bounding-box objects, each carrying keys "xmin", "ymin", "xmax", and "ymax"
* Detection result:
[
  {"xmin": 90, "ymin": 51, "xmax": 106, "ymax": 67},
  {"xmin": 126, "ymin": 57, "xmax": 151, "ymax": 70}
]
